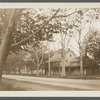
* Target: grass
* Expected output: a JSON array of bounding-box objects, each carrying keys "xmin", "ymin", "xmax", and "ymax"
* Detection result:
[
  {"xmin": 0, "ymin": 78, "xmax": 87, "ymax": 91},
  {"xmin": 0, "ymin": 79, "xmax": 24, "ymax": 91}
]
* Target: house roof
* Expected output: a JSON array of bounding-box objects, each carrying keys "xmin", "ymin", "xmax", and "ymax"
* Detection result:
[
  {"xmin": 57, "ymin": 48, "xmax": 76, "ymax": 57},
  {"xmin": 65, "ymin": 49, "xmax": 76, "ymax": 57},
  {"xmin": 49, "ymin": 52, "xmax": 62, "ymax": 62},
  {"xmin": 47, "ymin": 49, "xmax": 77, "ymax": 63}
]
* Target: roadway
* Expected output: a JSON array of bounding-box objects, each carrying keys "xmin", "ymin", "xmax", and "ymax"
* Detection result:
[{"xmin": 2, "ymin": 74, "xmax": 100, "ymax": 90}]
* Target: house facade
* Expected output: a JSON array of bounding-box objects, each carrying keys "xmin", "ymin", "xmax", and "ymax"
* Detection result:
[{"xmin": 44, "ymin": 49, "xmax": 80, "ymax": 76}]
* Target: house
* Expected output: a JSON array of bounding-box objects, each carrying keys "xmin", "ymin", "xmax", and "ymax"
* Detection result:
[{"xmin": 44, "ymin": 49, "xmax": 80, "ymax": 76}]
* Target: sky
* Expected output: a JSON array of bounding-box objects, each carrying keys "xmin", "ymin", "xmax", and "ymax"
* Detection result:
[
  {"xmin": 48, "ymin": 20, "xmax": 100, "ymax": 56},
  {"xmin": 38, "ymin": 8, "xmax": 100, "ymax": 56},
  {"xmin": 25, "ymin": 8, "xmax": 100, "ymax": 57},
  {"xmin": 22, "ymin": 8, "xmax": 100, "ymax": 57}
]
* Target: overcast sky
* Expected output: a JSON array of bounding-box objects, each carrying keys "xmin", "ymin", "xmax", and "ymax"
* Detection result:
[{"xmin": 48, "ymin": 20, "xmax": 100, "ymax": 56}]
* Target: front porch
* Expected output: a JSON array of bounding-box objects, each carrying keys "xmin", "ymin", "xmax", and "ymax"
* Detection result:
[{"xmin": 44, "ymin": 66, "xmax": 80, "ymax": 76}]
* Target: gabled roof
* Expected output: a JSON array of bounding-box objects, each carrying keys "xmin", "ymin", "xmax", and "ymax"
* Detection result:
[
  {"xmin": 49, "ymin": 52, "xmax": 62, "ymax": 62},
  {"xmin": 47, "ymin": 48, "xmax": 77, "ymax": 63},
  {"xmin": 56, "ymin": 48, "xmax": 76, "ymax": 57},
  {"xmin": 65, "ymin": 48, "xmax": 76, "ymax": 57}
]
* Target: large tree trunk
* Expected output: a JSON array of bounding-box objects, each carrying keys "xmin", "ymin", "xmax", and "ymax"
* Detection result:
[
  {"xmin": 0, "ymin": 34, "xmax": 11, "ymax": 81},
  {"xmin": 0, "ymin": 9, "xmax": 15, "ymax": 82},
  {"xmin": 79, "ymin": 45, "xmax": 84, "ymax": 75},
  {"xmin": 80, "ymin": 54, "xmax": 84, "ymax": 75}
]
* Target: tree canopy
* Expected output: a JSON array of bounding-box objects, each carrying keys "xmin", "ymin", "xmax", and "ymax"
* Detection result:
[
  {"xmin": 0, "ymin": 8, "xmax": 60, "ymax": 54},
  {"xmin": 84, "ymin": 29, "xmax": 100, "ymax": 64}
]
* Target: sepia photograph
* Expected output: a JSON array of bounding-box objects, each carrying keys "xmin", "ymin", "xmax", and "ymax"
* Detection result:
[{"xmin": 0, "ymin": 3, "xmax": 100, "ymax": 97}]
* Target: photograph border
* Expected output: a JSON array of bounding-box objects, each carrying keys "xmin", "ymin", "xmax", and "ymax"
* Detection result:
[{"xmin": 0, "ymin": 1, "xmax": 100, "ymax": 100}]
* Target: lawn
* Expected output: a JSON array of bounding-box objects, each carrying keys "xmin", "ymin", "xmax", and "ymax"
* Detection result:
[{"xmin": 0, "ymin": 78, "xmax": 86, "ymax": 91}]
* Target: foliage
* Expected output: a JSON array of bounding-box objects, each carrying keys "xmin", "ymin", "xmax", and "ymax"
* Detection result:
[
  {"xmin": 4, "ymin": 51, "xmax": 26, "ymax": 73},
  {"xmin": 25, "ymin": 43, "xmax": 48, "ymax": 66},
  {"xmin": 84, "ymin": 30, "xmax": 100, "ymax": 65},
  {"xmin": 1, "ymin": 8, "xmax": 100, "ymax": 76},
  {"xmin": 0, "ymin": 9, "xmax": 60, "ymax": 53},
  {"xmin": 83, "ymin": 29, "xmax": 100, "ymax": 75}
]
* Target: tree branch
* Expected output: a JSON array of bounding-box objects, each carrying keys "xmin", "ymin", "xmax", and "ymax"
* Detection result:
[
  {"xmin": 69, "ymin": 45, "xmax": 79, "ymax": 53},
  {"xmin": 55, "ymin": 9, "xmax": 88, "ymax": 18},
  {"xmin": 72, "ymin": 32, "xmax": 79, "ymax": 43},
  {"xmin": 11, "ymin": 9, "xmax": 60, "ymax": 48},
  {"xmin": 11, "ymin": 9, "xmax": 84, "ymax": 48},
  {"xmin": 31, "ymin": 58, "xmax": 37, "ymax": 67},
  {"xmin": 39, "ymin": 51, "xmax": 44, "ymax": 66},
  {"xmin": 55, "ymin": 10, "xmax": 78, "ymax": 18}
]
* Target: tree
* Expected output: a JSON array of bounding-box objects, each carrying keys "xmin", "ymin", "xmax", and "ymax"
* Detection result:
[
  {"xmin": 0, "ymin": 9, "xmax": 15, "ymax": 81},
  {"xmin": 24, "ymin": 60, "xmax": 35, "ymax": 75},
  {"xmin": 0, "ymin": 8, "xmax": 60, "ymax": 81},
  {"xmin": 83, "ymin": 29, "xmax": 100, "ymax": 74},
  {"xmin": 24, "ymin": 42, "xmax": 48, "ymax": 76},
  {"xmin": 67, "ymin": 8, "xmax": 100, "ymax": 75},
  {"xmin": 0, "ymin": 8, "xmax": 88, "ymax": 81},
  {"xmin": 48, "ymin": 9, "xmax": 81, "ymax": 77},
  {"xmin": 4, "ymin": 51, "xmax": 26, "ymax": 74},
  {"xmin": 59, "ymin": 32, "xmax": 72, "ymax": 77}
]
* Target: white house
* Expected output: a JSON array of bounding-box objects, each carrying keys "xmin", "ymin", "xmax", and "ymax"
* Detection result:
[{"xmin": 45, "ymin": 49, "xmax": 80, "ymax": 75}]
